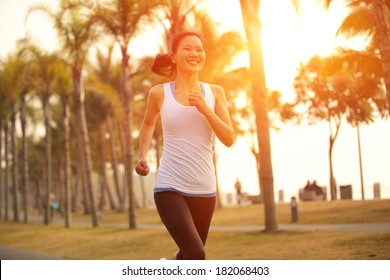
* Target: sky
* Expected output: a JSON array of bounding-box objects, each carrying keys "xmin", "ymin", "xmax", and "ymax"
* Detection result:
[{"xmin": 1, "ymin": 0, "xmax": 389, "ymax": 201}]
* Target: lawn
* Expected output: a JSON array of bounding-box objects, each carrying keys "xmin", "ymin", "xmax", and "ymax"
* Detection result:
[{"xmin": 1, "ymin": 199, "xmax": 390, "ymax": 260}]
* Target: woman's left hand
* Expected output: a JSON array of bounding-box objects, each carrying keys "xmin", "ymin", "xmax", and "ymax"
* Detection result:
[{"xmin": 188, "ymin": 90, "xmax": 207, "ymax": 113}]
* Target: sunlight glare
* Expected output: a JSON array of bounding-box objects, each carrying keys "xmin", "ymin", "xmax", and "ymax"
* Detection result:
[{"xmin": 207, "ymin": 0, "xmax": 369, "ymax": 101}]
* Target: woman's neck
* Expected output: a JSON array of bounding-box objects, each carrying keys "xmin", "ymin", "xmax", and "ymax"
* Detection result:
[{"xmin": 174, "ymin": 74, "xmax": 201, "ymax": 92}]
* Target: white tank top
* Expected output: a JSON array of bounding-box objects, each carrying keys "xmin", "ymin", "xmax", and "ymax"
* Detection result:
[{"xmin": 154, "ymin": 82, "xmax": 216, "ymax": 196}]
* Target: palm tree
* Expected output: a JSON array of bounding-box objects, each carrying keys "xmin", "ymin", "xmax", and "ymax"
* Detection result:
[
  {"xmin": 324, "ymin": 0, "xmax": 390, "ymax": 114},
  {"xmin": 14, "ymin": 39, "xmax": 36, "ymax": 224},
  {"xmin": 91, "ymin": 0, "xmax": 163, "ymax": 229},
  {"xmin": 10, "ymin": 108, "xmax": 19, "ymax": 222},
  {"xmin": 0, "ymin": 74, "xmax": 2, "ymax": 220},
  {"xmin": 1, "ymin": 55, "xmax": 29, "ymax": 223},
  {"xmin": 159, "ymin": 0, "xmax": 204, "ymax": 47},
  {"xmin": 52, "ymin": 60, "xmax": 73, "ymax": 228},
  {"xmin": 27, "ymin": 49, "xmax": 62, "ymax": 224},
  {"xmin": 294, "ymin": 53, "xmax": 386, "ymax": 200},
  {"xmin": 239, "ymin": 0, "xmax": 277, "ymax": 232},
  {"xmin": 28, "ymin": 0, "xmax": 101, "ymax": 226},
  {"xmin": 0, "ymin": 94, "xmax": 11, "ymax": 221},
  {"xmin": 86, "ymin": 45, "xmax": 123, "ymax": 212},
  {"xmin": 3, "ymin": 122, "xmax": 10, "ymax": 221},
  {"xmin": 0, "ymin": 59, "xmax": 14, "ymax": 221}
]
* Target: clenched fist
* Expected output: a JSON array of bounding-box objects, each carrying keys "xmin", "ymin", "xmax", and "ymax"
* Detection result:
[{"xmin": 135, "ymin": 159, "xmax": 150, "ymax": 176}]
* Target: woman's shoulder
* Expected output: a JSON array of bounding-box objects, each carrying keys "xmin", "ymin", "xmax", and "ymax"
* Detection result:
[
  {"xmin": 208, "ymin": 83, "xmax": 224, "ymax": 92},
  {"xmin": 148, "ymin": 83, "xmax": 166, "ymax": 98},
  {"xmin": 150, "ymin": 83, "xmax": 165, "ymax": 94},
  {"xmin": 147, "ymin": 84, "xmax": 166, "ymax": 109},
  {"xmin": 207, "ymin": 83, "xmax": 226, "ymax": 99}
]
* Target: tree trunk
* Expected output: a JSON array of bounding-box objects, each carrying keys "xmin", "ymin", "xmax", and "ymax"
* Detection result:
[
  {"xmin": 328, "ymin": 117, "xmax": 341, "ymax": 200},
  {"xmin": 71, "ymin": 169, "xmax": 80, "ymax": 213},
  {"xmin": 329, "ymin": 138, "xmax": 336, "ymax": 200},
  {"xmin": 249, "ymin": 130, "xmax": 263, "ymax": 201},
  {"xmin": 213, "ymin": 147, "xmax": 223, "ymax": 209},
  {"xmin": 98, "ymin": 124, "xmax": 116, "ymax": 211},
  {"xmin": 356, "ymin": 125, "xmax": 365, "ymax": 200},
  {"xmin": 73, "ymin": 119, "xmax": 90, "ymax": 214},
  {"xmin": 139, "ymin": 176, "xmax": 147, "ymax": 208},
  {"xmin": 11, "ymin": 110, "xmax": 19, "ymax": 222},
  {"xmin": 117, "ymin": 121, "xmax": 128, "ymax": 207},
  {"xmin": 0, "ymin": 120, "xmax": 2, "ymax": 220},
  {"xmin": 97, "ymin": 127, "xmax": 105, "ymax": 212},
  {"xmin": 33, "ymin": 180, "xmax": 40, "ymax": 212},
  {"xmin": 4, "ymin": 121, "xmax": 9, "ymax": 221},
  {"xmin": 240, "ymin": 0, "xmax": 277, "ymax": 232},
  {"xmin": 20, "ymin": 94, "xmax": 29, "ymax": 223},
  {"xmin": 120, "ymin": 46, "xmax": 136, "ymax": 229},
  {"xmin": 62, "ymin": 95, "xmax": 72, "ymax": 228},
  {"xmin": 372, "ymin": 0, "xmax": 390, "ymax": 114},
  {"xmin": 73, "ymin": 68, "xmax": 99, "ymax": 227},
  {"xmin": 106, "ymin": 116, "xmax": 123, "ymax": 211},
  {"xmin": 57, "ymin": 161, "xmax": 64, "ymax": 217},
  {"xmin": 42, "ymin": 96, "xmax": 52, "ymax": 225}
]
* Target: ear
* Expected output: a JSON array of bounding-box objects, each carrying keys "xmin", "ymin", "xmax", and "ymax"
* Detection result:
[{"xmin": 171, "ymin": 54, "xmax": 176, "ymax": 64}]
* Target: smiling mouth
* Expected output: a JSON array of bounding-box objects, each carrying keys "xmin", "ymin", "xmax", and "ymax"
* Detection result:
[{"xmin": 187, "ymin": 60, "xmax": 199, "ymax": 66}]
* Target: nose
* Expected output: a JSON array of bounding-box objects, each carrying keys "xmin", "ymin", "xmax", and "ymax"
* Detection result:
[{"xmin": 189, "ymin": 51, "xmax": 197, "ymax": 57}]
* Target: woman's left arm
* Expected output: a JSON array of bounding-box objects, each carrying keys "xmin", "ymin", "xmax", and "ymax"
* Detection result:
[{"xmin": 189, "ymin": 84, "xmax": 234, "ymax": 147}]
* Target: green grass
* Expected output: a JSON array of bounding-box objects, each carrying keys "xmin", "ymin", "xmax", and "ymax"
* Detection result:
[
  {"xmin": 1, "ymin": 199, "xmax": 390, "ymax": 260},
  {"xmin": 72, "ymin": 198, "xmax": 390, "ymax": 226}
]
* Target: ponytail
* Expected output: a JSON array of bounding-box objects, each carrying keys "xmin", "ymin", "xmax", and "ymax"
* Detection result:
[{"xmin": 151, "ymin": 53, "xmax": 175, "ymax": 77}]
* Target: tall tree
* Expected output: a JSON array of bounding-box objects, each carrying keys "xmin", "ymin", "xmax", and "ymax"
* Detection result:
[
  {"xmin": 239, "ymin": 0, "xmax": 277, "ymax": 232},
  {"xmin": 28, "ymin": 50, "xmax": 62, "ymax": 224},
  {"xmin": 53, "ymin": 60, "xmax": 73, "ymax": 228},
  {"xmin": 0, "ymin": 58, "xmax": 16, "ymax": 221},
  {"xmin": 14, "ymin": 39, "xmax": 36, "ymax": 224},
  {"xmin": 159, "ymin": 0, "xmax": 204, "ymax": 47},
  {"xmin": 325, "ymin": 0, "xmax": 390, "ymax": 114},
  {"xmin": 28, "ymin": 0, "xmax": 101, "ymax": 226},
  {"xmin": 1, "ymin": 55, "xmax": 29, "ymax": 223},
  {"xmin": 91, "ymin": 0, "xmax": 162, "ymax": 229},
  {"xmin": 86, "ymin": 45, "xmax": 123, "ymax": 212},
  {"xmin": 294, "ymin": 53, "xmax": 386, "ymax": 200},
  {"xmin": 10, "ymin": 108, "xmax": 19, "ymax": 222}
]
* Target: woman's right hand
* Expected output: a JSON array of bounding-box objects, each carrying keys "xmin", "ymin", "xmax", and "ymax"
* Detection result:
[{"xmin": 135, "ymin": 159, "xmax": 150, "ymax": 176}]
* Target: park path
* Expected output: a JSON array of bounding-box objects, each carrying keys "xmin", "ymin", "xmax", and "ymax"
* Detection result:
[
  {"xmin": 2, "ymin": 214, "xmax": 390, "ymax": 260},
  {"xmin": 25, "ymin": 214, "xmax": 390, "ymax": 232}
]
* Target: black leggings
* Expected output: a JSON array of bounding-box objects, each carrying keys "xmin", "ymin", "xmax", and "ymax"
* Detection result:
[{"xmin": 154, "ymin": 191, "xmax": 216, "ymax": 260}]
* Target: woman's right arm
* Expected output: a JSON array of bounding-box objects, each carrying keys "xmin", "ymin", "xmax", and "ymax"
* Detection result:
[{"xmin": 135, "ymin": 85, "xmax": 163, "ymax": 176}]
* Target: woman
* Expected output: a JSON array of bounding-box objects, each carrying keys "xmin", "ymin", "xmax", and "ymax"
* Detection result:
[{"xmin": 135, "ymin": 31, "xmax": 234, "ymax": 260}]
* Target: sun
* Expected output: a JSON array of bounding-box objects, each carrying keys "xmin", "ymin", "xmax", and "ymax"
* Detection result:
[
  {"xmin": 207, "ymin": 0, "xmax": 369, "ymax": 101},
  {"xmin": 261, "ymin": 0, "xmax": 369, "ymax": 97}
]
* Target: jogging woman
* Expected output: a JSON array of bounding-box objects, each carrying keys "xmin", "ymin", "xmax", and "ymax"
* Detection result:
[{"xmin": 135, "ymin": 31, "xmax": 234, "ymax": 260}]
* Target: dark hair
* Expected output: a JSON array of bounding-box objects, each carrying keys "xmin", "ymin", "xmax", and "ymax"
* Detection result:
[{"xmin": 151, "ymin": 31, "xmax": 204, "ymax": 77}]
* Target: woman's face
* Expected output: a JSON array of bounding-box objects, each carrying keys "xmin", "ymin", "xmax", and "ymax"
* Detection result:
[{"xmin": 172, "ymin": 35, "xmax": 206, "ymax": 74}]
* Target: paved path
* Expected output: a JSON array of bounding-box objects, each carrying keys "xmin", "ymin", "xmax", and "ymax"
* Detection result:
[
  {"xmin": 27, "ymin": 214, "xmax": 390, "ymax": 232},
  {"xmin": 0, "ymin": 245, "xmax": 63, "ymax": 260},
  {"xmin": 2, "ymin": 215, "xmax": 390, "ymax": 260},
  {"xmin": 211, "ymin": 223, "xmax": 390, "ymax": 232}
]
